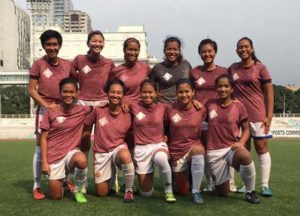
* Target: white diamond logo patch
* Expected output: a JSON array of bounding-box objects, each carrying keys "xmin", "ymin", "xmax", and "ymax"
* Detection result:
[
  {"xmin": 196, "ymin": 77, "xmax": 206, "ymax": 86},
  {"xmin": 43, "ymin": 68, "xmax": 53, "ymax": 78},
  {"xmin": 163, "ymin": 72, "xmax": 172, "ymax": 81},
  {"xmin": 56, "ymin": 116, "xmax": 66, "ymax": 123},
  {"xmin": 171, "ymin": 113, "xmax": 182, "ymax": 123},
  {"xmin": 99, "ymin": 117, "xmax": 108, "ymax": 127},
  {"xmin": 209, "ymin": 109, "xmax": 218, "ymax": 120},
  {"xmin": 136, "ymin": 112, "xmax": 145, "ymax": 120},
  {"xmin": 82, "ymin": 65, "xmax": 91, "ymax": 74},
  {"xmin": 232, "ymin": 73, "xmax": 239, "ymax": 81}
]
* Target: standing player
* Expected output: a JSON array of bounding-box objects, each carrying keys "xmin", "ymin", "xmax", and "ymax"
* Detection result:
[
  {"xmin": 149, "ymin": 36, "xmax": 191, "ymax": 104},
  {"xmin": 85, "ymin": 80, "xmax": 135, "ymax": 202},
  {"xmin": 131, "ymin": 80, "xmax": 176, "ymax": 203},
  {"xmin": 72, "ymin": 30, "xmax": 115, "ymax": 191},
  {"xmin": 40, "ymin": 78, "xmax": 92, "ymax": 203},
  {"xmin": 205, "ymin": 74, "xmax": 259, "ymax": 203},
  {"xmin": 28, "ymin": 30, "xmax": 73, "ymax": 199},
  {"xmin": 228, "ymin": 37, "xmax": 274, "ymax": 197},
  {"xmin": 166, "ymin": 79, "xmax": 206, "ymax": 204},
  {"xmin": 190, "ymin": 39, "xmax": 229, "ymax": 192}
]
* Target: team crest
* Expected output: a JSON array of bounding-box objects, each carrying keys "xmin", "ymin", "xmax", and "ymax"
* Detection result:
[
  {"xmin": 196, "ymin": 77, "xmax": 206, "ymax": 86},
  {"xmin": 163, "ymin": 72, "xmax": 172, "ymax": 81},
  {"xmin": 56, "ymin": 116, "xmax": 66, "ymax": 123},
  {"xmin": 82, "ymin": 65, "xmax": 91, "ymax": 74},
  {"xmin": 171, "ymin": 113, "xmax": 182, "ymax": 123},
  {"xmin": 136, "ymin": 112, "xmax": 145, "ymax": 120},
  {"xmin": 99, "ymin": 117, "xmax": 108, "ymax": 127},
  {"xmin": 120, "ymin": 74, "xmax": 129, "ymax": 82},
  {"xmin": 232, "ymin": 73, "xmax": 239, "ymax": 81},
  {"xmin": 209, "ymin": 109, "xmax": 218, "ymax": 120},
  {"xmin": 43, "ymin": 68, "xmax": 53, "ymax": 78}
]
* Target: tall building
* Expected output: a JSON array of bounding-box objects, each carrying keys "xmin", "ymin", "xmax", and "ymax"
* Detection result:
[
  {"xmin": 52, "ymin": 0, "xmax": 73, "ymax": 26},
  {"xmin": 64, "ymin": 10, "xmax": 92, "ymax": 33},
  {"xmin": 0, "ymin": 0, "xmax": 30, "ymax": 71}
]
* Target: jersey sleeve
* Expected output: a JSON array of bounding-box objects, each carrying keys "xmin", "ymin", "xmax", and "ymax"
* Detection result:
[
  {"xmin": 238, "ymin": 102, "xmax": 249, "ymax": 124},
  {"xmin": 40, "ymin": 109, "xmax": 51, "ymax": 131},
  {"xmin": 84, "ymin": 108, "xmax": 96, "ymax": 126},
  {"xmin": 29, "ymin": 61, "xmax": 40, "ymax": 80},
  {"xmin": 259, "ymin": 64, "xmax": 272, "ymax": 84}
]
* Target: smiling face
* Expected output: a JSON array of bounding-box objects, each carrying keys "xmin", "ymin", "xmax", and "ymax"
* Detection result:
[
  {"xmin": 108, "ymin": 84, "xmax": 124, "ymax": 105},
  {"xmin": 88, "ymin": 34, "xmax": 104, "ymax": 56},
  {"xmin": 124, "ymin": 41, "xmax": 140, "ymax": 64},
  {"xmin": 176, "ymin": 83, "xmax": 194, "ymax": 106},
  {"xmin": 216, "ymin": 77, "xmax": 234, "ymax": 100},
  {"xmin": 43, "ymin": 37, "xmax": 61, "ymax": 60},
  {"xmin": 236, "ymin": 39, "xmax": 254, "ymax": 61},
  {"xmin": 140, "ymin": 82, "xmax": 157, "ymax": 106},
  {"xmin": 60, "ymin": 83, "xmax": 78, "ymax": 106},
  {"xmin": 164, "ymin": 41, "xmax": 181, "ymax": 64},
  {"xmin": 199, "ymin": 43, "xmax": 216, "ymax": 65}
]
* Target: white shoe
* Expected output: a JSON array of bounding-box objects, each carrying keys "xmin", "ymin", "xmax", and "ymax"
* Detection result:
[
  {"xmin": 229, "ymin": 181, "xmax": 237, "ymax": 192},
  {"xmin": 203, "ymin": 183, "xmax": 215, "ymax": 192}
]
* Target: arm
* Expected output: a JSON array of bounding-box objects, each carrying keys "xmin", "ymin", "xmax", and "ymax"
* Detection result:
[
  {"xmin": 40, "ymin": 130, "xmax": 51, "ymax": 176},
  {"xmin": 231, "ymin": 121, "xmax": 250, "ymax": 150},
  {"xmin": 27, "ymin": 79, "xmax": 61, "ymax": 112},
  {"xmin": 262, "ymin": 82, "xmax": 274, "ymax": 134}
]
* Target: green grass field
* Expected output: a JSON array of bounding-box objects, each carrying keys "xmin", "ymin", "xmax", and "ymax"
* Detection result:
[{"xmin": 0, "ymin": 140, "xmax": 299, "ymax": 216}]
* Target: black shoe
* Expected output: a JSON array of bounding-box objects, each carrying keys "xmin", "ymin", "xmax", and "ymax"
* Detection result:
[{"xmin": 245, "ymin": 191, "xmax": 260, "ymax": 204}]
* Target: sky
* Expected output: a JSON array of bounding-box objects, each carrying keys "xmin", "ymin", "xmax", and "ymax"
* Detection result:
[{"xmin": 15, "ymin": 0, "xmax": 300, "ymax": 85}]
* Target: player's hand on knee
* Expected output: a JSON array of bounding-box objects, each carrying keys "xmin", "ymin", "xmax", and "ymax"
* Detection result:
[
  {"xmin": 42, "ymin": 162, "xmax": 51, "ymax": 176},
  {"xmin": 231, "ymin": 141, "xmax": 244, "ymax": 150}
]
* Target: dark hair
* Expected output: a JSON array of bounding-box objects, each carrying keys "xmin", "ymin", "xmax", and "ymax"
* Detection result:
[
  {"xmin": 163, "ymin": 36, "xmax": 183, "ymax": 63},
  {"xmin": 176, "ymin": 78, "xmax": 195, "ymax": 91},
  {"xmin": 140, "ymin": 80, "xmax": 158, "ymax": 92},
  {"xmin": 215, "ymin": 74, "xmax": 235, "ymax": 87},
  {"xmin": 198, "ymin": 38, "xmax": 218, "ymax": 54},
  {"xmin": 104, "ymin": 79, "xmax": 127, "ymax": 94},
  {"xmin": 40, "ymin": 30, "xmax": 62, "ymax": 48},
  {"xmin": 59, "ymin": 77, "xmax": 78, "ymax": 91},
  {"xmin": 123, "ymin": 38, "xmax": 140, "ymax": 52},
  {"xmin": 237, "ymin": 37, "xmax": 260, "ymax": 63},
  {"xmin": 87, "ymin": 30, "xmax": 104, "ymax": 45}
]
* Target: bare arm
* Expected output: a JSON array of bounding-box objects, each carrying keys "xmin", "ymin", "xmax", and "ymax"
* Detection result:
[
  {"xmin": 40, "ymin": 130, "xmax": 50, "ymax": 176},
  {"xmin": 262, "ymin": 82, "xmax": 274, "ymax": 134}
]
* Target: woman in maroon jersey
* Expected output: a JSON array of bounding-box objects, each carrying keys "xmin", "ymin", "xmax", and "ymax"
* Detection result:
[
  {"xmin": 28, "ymin": 30, "xmax": 74, "ymax": 200},
  {"xmin": 72, "ymin": 31, "xmax": 115, "ymax": 191},
  {"xmin": 131, "ymin": 80, "xmax": 176, "ymax": 203},
  {"xmin": 165, "ymin": 79, "xmax": 206, "ymax": 204},
  {"xmin": 205, "ymin": 74, "xmax": 259, "ymax": 203},
  {"xmin": 85, "ymin": 80, "xmax": 135, "ymax": 202},
  {"xmin": 190, "ymin": 38, "xmax": 230, "ymax": 192},
  {"xmin": 228, "ymin": 37, "xmax": 274, "ymax": 196},
  {"xmin": 40, "ymin": 78, "xmax": 92, "ymax": 203}
]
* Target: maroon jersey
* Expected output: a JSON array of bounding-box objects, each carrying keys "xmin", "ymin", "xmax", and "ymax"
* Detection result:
[
  {"xmin": 29, "ymin": 57, "xmax": 72, "ymax": 103},
  {"xmin": 40, "ymin": 105, "xmax": 92, "ymax": 164},
  {"xmin": 206, "ymin": 99, "xmax": 248, "ymax": 150},
  {"xmin": 166, "ymin": 104, "xmax": 206, "ymax": 161},
  {"xmin": 131, "ymin": 102, "xmax": 166, "ymax": 145},
  {"xmin": 190, "ymin": 65, "xmax": 227, "ymax": 105},
  {"xmin": 85, "ymin": 107, "xmax": 132, "ymax": 153},
  {"xmin": 110, "ymin": 61, "xmax": 151, "ymax": 105},
  {"xmin": 228, "ymin": 62, "xmax": 272, "ymax": 122},
  {"xmin": 72, "ymin": 55, "xmax": 114, "ymax": 101}
]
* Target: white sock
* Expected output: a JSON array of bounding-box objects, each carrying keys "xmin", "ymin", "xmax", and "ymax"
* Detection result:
[
  {"xmin": 240, "ymin": 161, "xmax": 256, "ymax": 193},
  {"xmin": 153, "ymin": 151, "xmax": 173, "ymax": 193},
  {"xmin": 74, "ymin": 168, "xmax": 87, "ymax": 193},
  {"xmin": 191, "ymin": 154, "xmax": 204, "ymax": 193},
  {"xmin": 110, "ymin": 164, "xmax": 119, "ymax": 191},
  {"xmin": 259, "ymin": 152, "xmax": 271, "ymax": 188},
  {"xmin": 33, "ymin": 146, "xmax": 42, "ymax": 190},
  {"xmin": 83, "ymin": 151, "xmax": 89, "ymax": 188},
  {"xmin": 121, "ymin": 163, "xmax": 135, "ymax": 192},
  {"xmin": 140, "ymin": 188, "xmax": 154, "ymax": 197},
  {"xmin": 204, "ymin": 158, "xmax": 214, "ymax": 187},
  {"xmin": 229, "ymin": 166, "xmax": 235, "ymax": 184}
]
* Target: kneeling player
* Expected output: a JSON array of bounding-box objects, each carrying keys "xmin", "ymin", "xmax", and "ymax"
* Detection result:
[
  {"xmin": 40, "ymin": 78, "xmax": 92, "ymax": 203},
  {"xmin": 206, "ymin": 74, "xmax": 259, "ymax": 203}
]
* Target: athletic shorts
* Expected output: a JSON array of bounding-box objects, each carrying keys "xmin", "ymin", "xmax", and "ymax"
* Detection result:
[
  {"xmin": 249, "ymin": 122, "xmax": 273, "ymax": 140},
  {"xmin": 77, "ymin": 99, "xmax": 109, "ymax": 107},
  {"xmin": 206, "ymin": 147, "xmax": 236, "ymax": 186},
  {"xmin": 134, "ymin": 142, "xmax": 169, "ymax": 174},
  {"xmin": 93, "ymin": 144, "xmax": 127, "ymax": 184},
  {"xmin": 35, "ymin": 106, "xmax": 46, "ymax": 134},
  {"xmin": 201, "ymin": 121, "xmax": 208, "ymax": 131},
  {"xmin": 49, "ymin": 148, "xmax": 80, "ymax": 180},
  {"xmin": 171, "ymin": 148, "xmax": 192, "ymax": 173}
]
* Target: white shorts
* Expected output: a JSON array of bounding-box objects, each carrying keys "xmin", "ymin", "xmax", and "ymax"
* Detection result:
[
  {"xmin": 134, "ymin": 142, "xmax": 169, "ymax": 174},
  {"xmin": 77, "ymin": 99, "xmax": 109, "ymax": 107},
  {"xmin": 35, "ymin": 106, "xmax": 46, "ymax": 134},
  {"xmin": 171, "ymin": 148, "xmax": 192, "ymax": 173},
  {"xmin": 249, "ymin": 122, "xmax": 273, "ymax": 140},
  {"xmin": 206, "ymin": 147, "xmax": 236, "ymax": 186},
  {"xmin": 201, "ymin": 121, "xmax": 208, "ymax": 131},
  {"xmin": 93, "ymin": 144, "xmax": 127, "ymax": 184},
  {"xmin": 49, "ymin": 148, "xmax": 80, "ymax": 180}
]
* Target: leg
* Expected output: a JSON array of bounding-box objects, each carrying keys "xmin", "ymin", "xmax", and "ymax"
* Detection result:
[
  {"xmin": 49, "ymin": 179, "xmax": 64, "ymax": 200},
  {"xmin": 173, "ymin": 171, "xmax": 190, "ymax": 195},
  {"xmin": 96, "ymin": 180, "xmax": 110, "ymax": 197},
  {"xmin": 80, "ymin": 125, "xmax": 92, "ymax": 193},
  {"xmin": 254, "ymin": 138, "xmax": 272, "ymax": 196},
  {"xmin": 215, "ymin": 181, "xmax": 230, "ymax": 197},
  {"xmin": 138, "ymin": 173, "xmax": 154, "ymax": 196}
]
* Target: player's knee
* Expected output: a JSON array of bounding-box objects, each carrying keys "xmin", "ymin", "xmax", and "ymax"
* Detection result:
[
  {"xmin": 50, "ymin": 191, "xmax": 63, "ymax": 200},
  {"xmin": 174, "ymin": 175, "xmax": 189, "ymax": 195},
  {"xmin": 191, "ymin": 145, "xmax": 205, "ymax": 155},
  {"xmin": 140, "ymin": 188, "xmax": 154, "ymax": 197}
]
